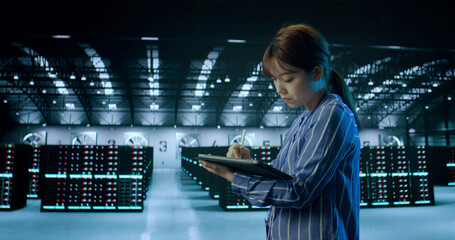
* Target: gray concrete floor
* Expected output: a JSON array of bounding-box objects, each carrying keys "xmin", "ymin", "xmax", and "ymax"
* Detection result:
[{"xmin": 1, "ymin": 168, "xmax": 455, "ymax": 240}]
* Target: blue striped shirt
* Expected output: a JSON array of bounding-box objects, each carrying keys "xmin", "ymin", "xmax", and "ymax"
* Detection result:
[{"xmin": 231, "ymin": 93, "xmax": 360, "ymax": 240}]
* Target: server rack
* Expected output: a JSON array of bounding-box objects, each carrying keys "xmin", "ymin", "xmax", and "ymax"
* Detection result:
[
  {"xmin": 409, "ymin": 146, "xmax": 434, "ymax": 205},
  {"xmin": 218, "ymin": 176, "xmax": 251, "ymax": 210},
  {"xmin": 1, "ymin": 144, "xmax": 31, "ymax": 210},
  {"xmin": 182, "ymin": 145, "xmax": 436, "ymax": 211},
  {"xmin": 181, "ymin": 146, "xmax": 281, "ymax": 211},
  {"xmin": 446, "ymin": 147, "xmax": 455, "ymax": 185},
  {"xmin": 117, "ymin": 146, "xmax": 146, "ymax": 211},
  {"xmin": 181, "ymin": 146, "xmax": 229, "ymax": 199},
  {"xmin": 359, "ymin": 149, "xmax": 368, "ymax": 207},
  {"xmin": 40, "ymin": 145, "xmax": 153, "ymax": 212},
  {"xmin": 217, "ymin": 146, "xmax": 280, "ymax": 211},
  {"xmin": 360, "ymin": 146, "xmax": 434, "ymax": 208},
  {"xmin": 27, "ymin": 144, "xmax": 41, "ymax": 198}
]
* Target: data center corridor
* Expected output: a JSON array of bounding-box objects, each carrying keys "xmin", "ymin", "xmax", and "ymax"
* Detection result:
[{"xmin": 1, "ymin": 168, "xmax": 455, "ymax": 240}]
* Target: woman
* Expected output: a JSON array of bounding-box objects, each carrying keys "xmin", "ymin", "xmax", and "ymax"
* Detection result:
[{"xmin": 200, "ymin": 23, "xmax": 360, "ymax": 240}]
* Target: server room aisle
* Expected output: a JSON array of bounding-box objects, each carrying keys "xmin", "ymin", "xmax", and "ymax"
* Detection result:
[
  {"xmin": 1, "ymin": 168, "xmax": 455, "ymax": 240},
  {"xmin": 0, "ymin": 168, "xmax": 267, "ymax": 240},
  {"xmin": 141, "ymin": 168, "xmax": 267, "ymax": 240}
]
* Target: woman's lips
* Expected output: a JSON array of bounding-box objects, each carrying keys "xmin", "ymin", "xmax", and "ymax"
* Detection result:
[{"xmin": 282, "ymin": 98, "xmax": 292, "ymax": 103}]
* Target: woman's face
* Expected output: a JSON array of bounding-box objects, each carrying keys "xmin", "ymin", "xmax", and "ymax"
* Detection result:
[{"xmin": 268, "ymin": 59, "xmax": 324, "ymax": 110}]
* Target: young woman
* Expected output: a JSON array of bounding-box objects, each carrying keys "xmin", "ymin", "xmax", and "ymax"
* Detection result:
[{"xmin": 200, "ymin": 23, "xmax": 360, "ymax": 240}]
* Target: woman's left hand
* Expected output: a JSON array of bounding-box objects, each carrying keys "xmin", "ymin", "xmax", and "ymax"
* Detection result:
[{"xmin": 199, "ymin": 160, "xmax": 234, "ymax": 182}]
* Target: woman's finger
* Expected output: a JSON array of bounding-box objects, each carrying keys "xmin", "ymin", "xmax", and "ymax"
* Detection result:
[{"xmin": 227, "ymin": 143, "xmax": 242, "ymax": 158}]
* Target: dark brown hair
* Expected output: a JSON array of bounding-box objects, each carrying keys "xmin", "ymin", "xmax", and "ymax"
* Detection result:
[{"xmin": 263, "ymin": 23, "xmax": 360, "ymax": 127}]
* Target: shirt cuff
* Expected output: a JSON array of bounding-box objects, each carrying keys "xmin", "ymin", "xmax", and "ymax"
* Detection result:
[{"xmin": 231, "ymin": 171, "xmax": 251, "ymax": 196}]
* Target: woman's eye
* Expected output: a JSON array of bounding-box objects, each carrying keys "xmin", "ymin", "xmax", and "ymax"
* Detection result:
[{"xmin": 284, "ymin": 78, "xmax": 293, "ymax": 83}]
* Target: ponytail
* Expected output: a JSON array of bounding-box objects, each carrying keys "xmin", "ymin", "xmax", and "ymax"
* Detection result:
[
  {"xmin": 261, "ymin": 23, "xmax": 361, "ymax": 128},
  {"xmin": 329, "ymin": 69, "xmax": 361, "ymax": 129}
]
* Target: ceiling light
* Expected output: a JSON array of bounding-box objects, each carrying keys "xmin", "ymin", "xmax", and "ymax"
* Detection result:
[
  {"xmin": 3, "ymin": 100, "xmax": 7, "ymax": 103},
  {"xmin": 432, "ymin": 83, "xmax": 438, "ymax": 87},
  {"xmin": 368, "ymin": 80, "xmax": 374, "ymax": 86},
  {"xmin": 30, "ymin": 80, "xmax": 35, "ymax": 85},
  {"xmin": 448, "ymin": 96, "xmax": 452, "ymax": 101},
  {"xmin": 249, "ymin": 103, "xmax": 253, "ymax": 107},
  {"xmin": 42, "ymin": 89, "xmax": 47, "ymax": 94},
  {"xmin": 258, "ymin": 93, "xmax": 262, "ymax": 97},
  {"xmin": 216, "ymin": 78, "xmax": 222, "ymax": 83},
  {"xmin": 192, "ymin": 105, "xmax": 201, "ymax": 111},
  {"xmin": 402, "ymin": 83, "xmax": 407, "ymax": 87},
  {"xmin": 227, "ymin": 39, "xmax": 246, "ymax": 43},
  {"xmin": 247, "ymin": 76, "xmax": 258, "ymax": 82},
  {"xmin": 90, "ymin": 82, "xmax": 94, "ymax": 86},
  {"xmin": 81, "ymin": 76, "xmax": 87, "ymax": 81},
  {"xmin": 268, "ymin": 84, "xmax": 273, "ymax": 89},
  {"xmin": 217, "ymin": 125, "xmax": 221, "ymax": 129},
  {"xmin": 233, "ymin": 105, "xmax": 242, "ymax": 111},
  {"xmin": 150, "ymin": 104, "xmax": 159, "ymax": 111},
  {"xmin": 16, "ymin": 112, "xmax": 19, "ymax": 116},
  {"xmin": 195, "ymin": 90, "xmax": 204, "ymax": 97},
  {"xmin": 65, "ymin": 103, "xmax": 75, "ymax": 109},
  {"xmin": 51, "ymin": 35, "xmax": 71, "ymax": 39},
  {"xmin": 87, "ymin": 124, "xmax": 90, "ymax": 127},
  {"xmin": 210, "ymin": 84, "xmax": 215, "ymax": 88},
  {"xmin": 108, "ymin": 104, "xmax": 117, "ymax": 110},
  {"xmin": 53, "ymin": 100, "xmax": 57, "ymax": 104},
  {"xmin": 13, "ymin": 75, "xmax": 19, "ymax": 80},
  {"xmin": 141, "ymin": 37, "xmax": 159, "ymax": 41},
  {"xmin": 148, "ymin": 76, "xmax": 154, "ymax": 82},
  {"xmin": 225, "ymin": 76, "xmax": 230, "ymax": 82},
  {"xmin": 55, "ymin": 80, "xmax": 65, "ymax": 88},
  {"xmin": 70, "ymin": 74, "xmax": 76, "ymax": 80},
  {"xmin": 273, "ymin": 106, "xmax": 282, "ymax": 112}
]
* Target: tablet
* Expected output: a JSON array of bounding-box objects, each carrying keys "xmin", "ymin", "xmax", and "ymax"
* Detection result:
[{"xmin": 198, "ymin": 154, "xmax": 292, "ymax": 180}]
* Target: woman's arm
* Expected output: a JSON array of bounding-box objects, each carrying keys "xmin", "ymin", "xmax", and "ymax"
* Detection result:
[{"xmin": 231, "ymin": 103, "xmax": 358, "ymax": 209}]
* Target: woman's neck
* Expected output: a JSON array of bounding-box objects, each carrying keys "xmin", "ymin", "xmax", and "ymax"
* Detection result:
[{"xmin": 305, "ymin": 90, "xmax": 327, "ymax": 113}]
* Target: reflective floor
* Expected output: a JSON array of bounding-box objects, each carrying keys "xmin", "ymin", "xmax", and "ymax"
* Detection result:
[{"xmin": 1, "ymin": 168, "xmax": 455, "ymax": 240}]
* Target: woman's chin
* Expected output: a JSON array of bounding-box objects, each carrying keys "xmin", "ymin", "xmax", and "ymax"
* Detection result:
[{"xmin": 285, "ymin": 102, "xmax": 302, "ymax": 109}]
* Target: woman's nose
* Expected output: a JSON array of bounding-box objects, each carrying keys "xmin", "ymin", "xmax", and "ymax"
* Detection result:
[{"xmin": 274, "ymin": 80, "xmax": 287, "ymax": 94}]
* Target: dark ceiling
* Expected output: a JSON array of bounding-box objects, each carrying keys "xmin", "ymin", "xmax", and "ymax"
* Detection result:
[
  {"xmin": 1, "ymin": 0, "xmax": 454, "ymax": 48},
  {"xmin": 0, "ymin": 0, "xmax": 454, "ymax": 131}
]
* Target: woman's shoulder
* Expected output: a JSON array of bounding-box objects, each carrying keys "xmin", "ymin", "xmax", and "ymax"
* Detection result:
[
  {"xmin": 317, "ymin": 93, "xmax": 354, "ymax": 121},
  {"xmin": 319, "ymin": 93, "xmax": 347, "ymax": 111}
]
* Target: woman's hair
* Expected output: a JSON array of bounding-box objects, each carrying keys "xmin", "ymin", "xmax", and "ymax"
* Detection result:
[{"xmin": 263, "ymin": 23, "xmax": 360, "ymax": 127}]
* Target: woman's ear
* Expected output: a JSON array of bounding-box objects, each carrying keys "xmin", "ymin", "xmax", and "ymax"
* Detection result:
[{"xmin": 312, "ymin": 66, "xmax": 323, "ymax": 81}]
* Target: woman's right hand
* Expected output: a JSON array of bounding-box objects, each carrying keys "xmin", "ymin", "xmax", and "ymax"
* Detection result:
[{"xmin": 227, "ymin": 143, "xmax": 250, "ymax": 159}]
